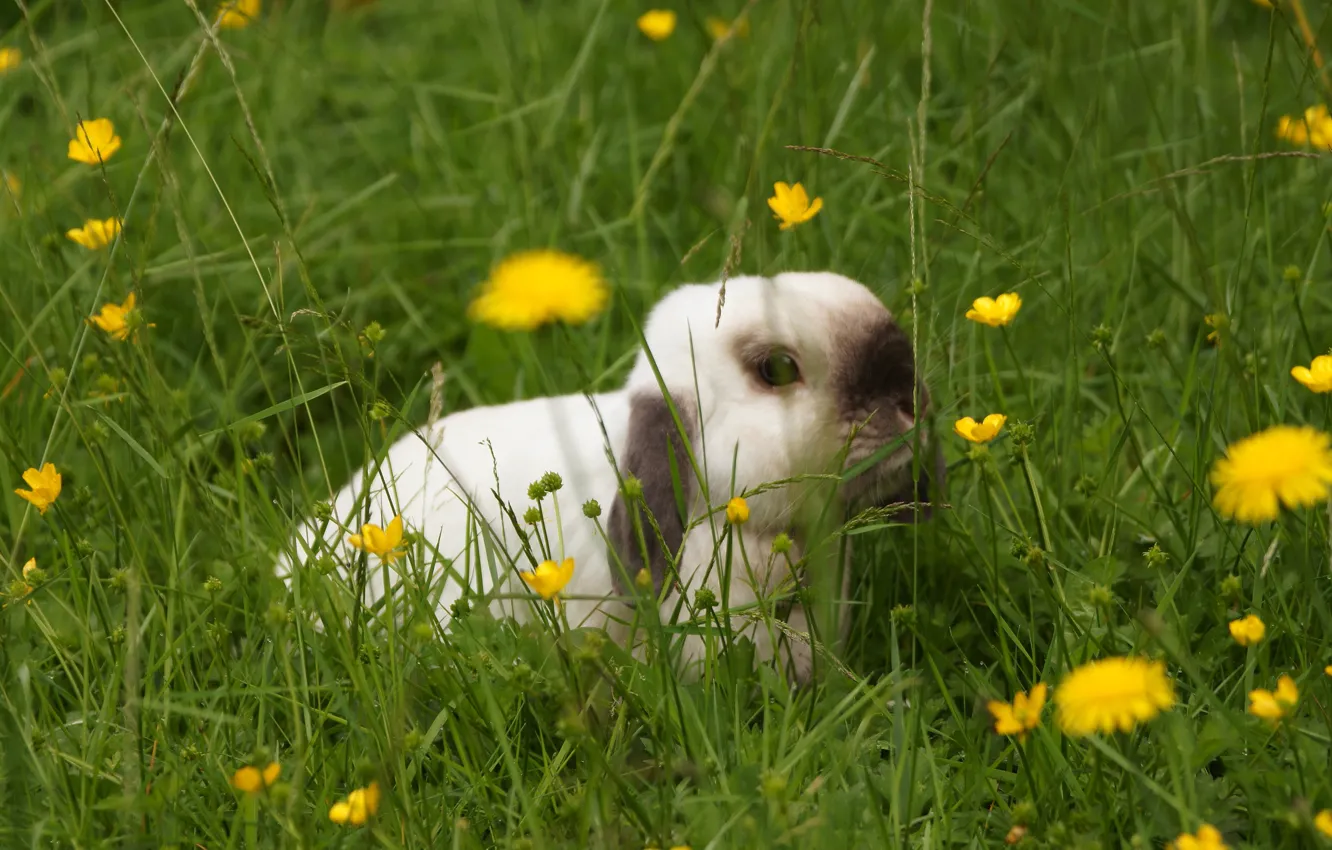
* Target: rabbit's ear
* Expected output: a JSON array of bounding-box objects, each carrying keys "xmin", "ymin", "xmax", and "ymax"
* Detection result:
[{"xmin": 607, "ymin": 391, "xmax": 696, "ymax": 596}]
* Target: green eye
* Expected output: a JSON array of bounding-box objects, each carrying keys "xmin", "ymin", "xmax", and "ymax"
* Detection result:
[{"xmin": 757, "ymin": 350, "xmax": 801, "ymax": 387}]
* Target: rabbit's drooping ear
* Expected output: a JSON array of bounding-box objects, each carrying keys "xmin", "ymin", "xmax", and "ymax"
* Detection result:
[{"xmin": 607, "ymin": 391, "xmax": 697, "ymax": 596}]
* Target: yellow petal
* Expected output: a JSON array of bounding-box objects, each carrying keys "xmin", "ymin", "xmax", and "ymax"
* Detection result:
[
  {"xmin": 262, "ymin": 762, "xmax": 281, "ymax": 786},
  {"xmin": 804, "ymin": 195, "xmax": 823, "ymax": 220},
  {"xmin": 329, "ymin": 801, "xmax": 351, "ymax": 824}
]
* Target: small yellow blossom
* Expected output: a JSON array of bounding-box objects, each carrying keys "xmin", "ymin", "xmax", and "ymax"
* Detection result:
[
  {"xmin": 1291, "ymin": 355, "xmax": 1332, "ymax": 393},
  {"xmin": 468, "ymin": 250, "xmax": 608, "ymax": 331},
  {"xmin": 15, "ymin": 463, "xmax": 61, "ymax": 515},
  {"xmin": 725, "ymin": 496, "xmax": 749, "ymax": 525},
  {"xmin": 21, "ymin": 558, "xmax": 37, "ymax": 579},
  {"xmin": 347, "ymin": 515, "xmax": 405, "ymax": 563},
  {"xmin": 67, "ymin": 118, "xmax": 122, "ymax": 165},
  {"xmin": 965, "ymin": 293, "xmax": 1022, "ymax": 327},
  {"xmin": 66, "ymin": 217, "xmax": 123, "ymax": 251},
  {"xmin": 1325, "ymin": 665, "xmax": 1332, "ymax": 677},
  {"xmin": 89, "ymin": 292, "xmax": 153, "ymax": 341},
  {"xmin": 706, "ymin": 15, "xmax": 749, "ymax": 40},
  {"xmin": 217, "ymin": 0, "xmax": 261, "ymax": 28},
  {"xmin": 329, "ymin": 781, "xmax": 381, "ymax": 826},
  {"xmin": 1167, "ymin": 824, "xmax": 1228, "ymax": 850},
  {"xmin": 986, "ymin": 683, "xmax": 1046, "ymax": 739},
  {"xmin": 954, "ymin": 414, "xmax": 1006, "ymax": 444},
  {"xmin": 230, "ymin": 762, "xmax": 281, "ymax": 794},
  {"xmin": 1315, "ymin": 810, "xmax": 1332, "ymax": 838},
  {"xmin": 1210, "ymin": 425, "xmax": 1332, "ymax": 524},
  {"xmin": 1204, "ymin": 313, "xmax": 1229, "ymax": 346},
  {"xmin": 1248, "ymin": 674, "xmax": 1299, "ymax": 722},
  {"xmin": 637, "ymin": 10, "xmax": 677, "ymax": 41},
  {"xmin": 767, "ymin": 181, "xmax": 823, "ymax": 230},
  {"xmin": 1228, "ymin": 614, "xmax": 1266, "ymax": 646},
  {"xmin": 1276, "ymin": 104, "xmax": 1332, "ymax": 151},
  {"xmin": 519, "ymin": 558, "xmax": 575, "ymax": 600},
  {"xmin": 0, "ymin": 47, "xmax": 20, "ymax": 74},
  {"xmin": 1054, "ymin": 656, "xmax": 1175, "ymax": 736}
]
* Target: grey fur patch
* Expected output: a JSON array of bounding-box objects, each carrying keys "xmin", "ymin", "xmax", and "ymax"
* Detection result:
[
  {"xmin": 607, "ymin": 392, "xmax": 696, "ymax": 596},
  {"xmin": 832, "ymin": 312, "xmax": 918, "ymax": 421}
]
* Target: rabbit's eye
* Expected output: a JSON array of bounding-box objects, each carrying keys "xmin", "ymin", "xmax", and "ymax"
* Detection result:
[{"xmin": 757, "ymin": 350, "xmax": 801, "ymax": 387}]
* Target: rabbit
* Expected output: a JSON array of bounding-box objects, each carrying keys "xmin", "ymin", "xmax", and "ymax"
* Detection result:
[{"xmin": 277, "ymin": 271, "xmax": 941, "ymax": 683}]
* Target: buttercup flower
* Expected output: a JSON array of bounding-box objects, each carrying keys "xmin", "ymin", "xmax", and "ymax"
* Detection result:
[
  {"xmin": 15, "ymin": 463, "xmax": 61, "ymax": 515},
  {"xmin": 0, "ymin": 47, "xmax": 20, "ymax": 74},
  {"xmin": 1315, "ymin": 810, "xmax": 1332, "ymax": 839},
  {"xmin": 706, "ymin": 14, "xmax": 749, "ymax": 40},
  {"xmin": 347, "ymin": 515, "xmax": 405, "ymax": 563},
  {"xmin": 954, "ymin": 414, "xmax": 1006, "ymax": 444},
  {"xmin": 67, "ymin": 119, "xmax": 122, "ymax": 165},
  {"xmin": 217, "ymin": 0, "xmax": 260, "ymax": 28},
  {"xmin": 1228, "ymin": 614, "xmax": 1266, "ymax": 646},
  {"xmin": 467, "ymin": 249, "xmax": 608, "ymax": 331},
  {"xmin": 1291, "ymin": 355, "xmax": 1332, "ymax": 393},
  {"xmin": 519, "ymin": 558, "xmax": 575, "ymax": 600},
  {"xmin": 1248, "ymin": 674, "xmax": 1298, "ymax": 722},
  {"xmin": 1210, "ymin": 425, "xmax": 1332, "ymax": 524},
  {"xmin": 89, "ymin": 293, "xmax": 153, "ymax": 341},
  {"xmin": 66, "ymin": 217, "xmax": 123, "ymax": 251},
  {"xmin": 1167, "ymin": 825, "xmax": 1228, "ymax": 850},
  {"xmin": 637, "ymin": 10, "xmax": 677, "ymax": 41},
  {"xmin": 986, "ymin": 683, "xmax": 1046, "ymax": 740},
  {"xmin": 965, "ymin": 293, "xmax": 1022, "ymax": 327},
  {"xmin": 1276, "ymin": 104, "xmax": 1332, "ymax": 151},
  {"xmin": 1054, "ymin": 656, "xmax": 1175, "ymax": 736},
  {"xmin": 725, "ymin": 497, "xmax": 749, "ymax": 525},
  {"xmin": 21, "ymin": 558, "xmax": 37, "ymax": 579},
  {"xmin": 1326, "ymin": 665, "xmax": 1332, "ymax": 677},
  {"xmin": 767, "ymin": 181, "xmax": 823, "ymax": 230},
  {"xmin": 230, "ymin": 762, "xmax": 281, "ymax": 794},
  {"xmin": 329, "ymin": 781, "xmax": 381, "ymax": 826}
]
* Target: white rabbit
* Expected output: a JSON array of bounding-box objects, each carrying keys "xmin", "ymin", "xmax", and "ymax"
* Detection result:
[{"xmin": 278, "ymin": 271, "xmax": 940, "ymax": 682}]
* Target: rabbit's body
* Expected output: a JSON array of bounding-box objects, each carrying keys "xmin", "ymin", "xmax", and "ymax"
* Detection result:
[{"xmin": 281, "ymin": 272, "xmax": 938, "ymax": 682}]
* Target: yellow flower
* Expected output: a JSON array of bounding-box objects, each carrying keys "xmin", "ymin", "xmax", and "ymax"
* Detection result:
[
  {"xmin": 1167, "ymin": 824, "xmax": 1228, "ymax": 850},
  {"xmin": 15, "ymin": 463, "xmax": 61, "ymax": 515},
  {"xmin": 347, "ymin": 515, "xmax": 405, "ymax": 563},
  {"xmin": 1325, "ymin": 665, "xmax": 1332, "ymax": 677},
  {"xmin": 706, "ymin": 14, "xmax": 749, "ymax": 40},
  {"xmin": 230, "ymin": 762, "xmax": 281, "ymax": 794},
  {"xmin": 0, "ymin": 47, "xmax": 20, "ymax": 74},
  {"xmin": 1228, "ymin": 614, "xmax": 1266, "ymax": 646},
  {"xmin": 66, "ymin": 217, "xmax": 123, "ymax": 251},
  {"xmin": 965, "ymin": 293, "xmax": 1022, "ymax": 327},
  {"xmin": 519, "ymin": 558, "xmax": 575, "ymax": 600},
  {"xmin": 21, "ymin": 558, "xmax": 37, "ymax": 579},
  {"xmin": 954, "ymin": 414, "xmax": 1006, "ymax": 444},
  {"xmin": 67, "ymin": 118, "xmax": 122, "ymax": 165},
  {"xmin": 1291, "ymin": 355, "xmax": 1332, "ymax": 393},
  {"xmin": 725, "ymin": 496, "xmax": 749, "ymax": 525},
  {"xmin": 89, "ymin": 292, "xmax": 153, "ymax": 341},
  {"xmin": 217, "ymin": 0, "xmax": 261, "ymax": 28},
  {"xmin": 986, "ymin": 682, "xmax": 1047, "ymax": 739},
  {"xmin": 637, "ymin": 10, "xmax": 677, "ymax": 41},
  {"xmin": 1210, "ymin": 425, "xmax": 1332, "ymax": 524},
  {"xmin": 1315, "ymin": 810, "xmax": 1332, "ymax": 839},
  {"xmin": 1204, "ymin": 313, "xmax": 1229, "ymax": 346},
  {"xmin": 467, "ymin": 250, "xmax": 608, "ymax": 331},
  {"xmin": 1276, "ymin": 104, "xmax": 1332, "ymax": 151},
  {"xmin": 1248, "ymin": 674, "xmax": 1298, "ymax": 722},
  {"xmin": 329, "ymin": 781, "xmax": 381, "ymax": 826},
  {"xmin": 1054, "ymin": 656, "xmax": 1175, "ymax": 736},
  {"xmin": 767, "ymin": 181, "xmax": 823, "ymax": 230}
]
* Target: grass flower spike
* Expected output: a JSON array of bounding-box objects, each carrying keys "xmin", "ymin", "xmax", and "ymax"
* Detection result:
[
  {"xmin": 0, "ymin": 47, "xmax": 20, "ymax": 74},
  {"xmin": 66, "ymin": 217, "xmax": 122, "ymax": 250},
  {"xmin": 347, "ymin": 515, "xmax": 405, "ymax": 563},
  {"xmin": 767, "ymin": 181, "xmax": 823, "ymax": 230},
  {"xmin": 217, "ymin": 0, "xmax": 260, "ymax": 28},
  {"xmin": 1209, "ymin": 425, "xmax": 1332, "ymax": 524},
  {"xmin": 1248, "ymin": 674, "xmax": 1298, "ymax": 722},
  {"xmin": 1167, "ymin": 825, "xmax": 1228, "ymax": 850},
  {"xmin": 1228, "ymin": 614, "xmax": 1266, "ymax": 646},
  {"xmin": 329, "ymin": 781, "xmax": 380, "ymax": 826},
  {"xmin": 89, "ymin": 293, "xmax": 152, "ymax": 341},
  {"xmin": 726, "ymin": 497, "xmax": 750, "ymax": 524},
  {"xmin": 67, "ymin": 119, "xmax": 122, "ymax": 164},
  {"xmin": 230, "ymin": 762, "xmax": 280, "ymax": 794},
  {"xmin": 637, "ymin": 10, "xmax": 677, "ymax": 41},
  {"xmin": 1054, "ymin": 656, "xmax": 1175, "ymax": 736},
  {"xmin": 986, "ymin": 683, "xmax": 1046, "ymax": 739},
  {"xmin": 519, "ymin": 558, "xmax": 575, "ymax": 600},
  {"xmin": 965, "ymin": 293, "xmax": 1021, "ymax": 327},
  {"xmin": 954, "ymin": 414, "xmax": 1006, "ymax": 444},
  {"xmin": 1291, "ymin": 354, "xmax": 1332, "ymax": 393},
  {"xmin": 467, "ymin": 250, "xmax": 608, "ymax": 331},
  {"xmin": 15, "ymin": 463, "xmax": 61, "ymax": 515}
]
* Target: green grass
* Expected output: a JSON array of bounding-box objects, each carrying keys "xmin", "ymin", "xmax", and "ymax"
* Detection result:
[{"xmin": 2, "ymin": 0, "xmax": 1332, "ymax": 846}]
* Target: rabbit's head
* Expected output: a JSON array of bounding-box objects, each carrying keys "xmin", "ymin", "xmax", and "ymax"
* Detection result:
[{"xmin": 609, "ymin": 271, "xmax": 941, "ymax": 591}]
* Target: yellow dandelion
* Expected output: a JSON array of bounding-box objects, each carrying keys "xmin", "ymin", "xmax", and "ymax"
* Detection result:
[
  {"xmin": 725, "ymin": 496, "xmax": 750, "ymax": 525},
  {"xmin": 1167, "ymin": 824, "xmax": 1228, "ymax": 850},
  {"xmin": 1248, "ymin": 674, "xmax": 1298, "ymax": 722},
  {"xmin": 329, "ymin": 781, "xmax": 381, "ymax": 826},
  {"xmin": 230, "ymin": 762, "xmax": 281, "ymax": 794},
  {"xmin": 346, "ymin": 515, "xmax": 405, "ymax": 563},
  {"xmin": 66, "ymin": 217, "xmax": 123, "ymax": 251},
  {"xmin": 518, "ymin": 557, "xmax": 575, "ymax": 601},
  {"xmin": 637, "ymin": 10, "xmax": 677, "ymax": 41},
  {"xmin": 0, "ymin": 47, "xmax": 20, "ymax": 74},
  {"xmin": 1054, "ymin": 656, "xmax": 1175, "ymax": 736},
  {"xmin": 954, "ymin": 414, "xmax": 1006, "ymax": 444},
  {"xmin": 1210, "ymin": 425, "xmax": 1332, "ymax": 524},
  {"xmin": 67, "ymin": 118, "xmax": 122, "ymax": 165},
  {"xmin": 15, "ymin": 463, "xmax": 61, "ymax": 515},
  {"xmin": 467, "ymin": 250, "xmax": 608, "ymax": 331},
  {"xmin": 1228, "ymin": 614, "xmax": 1266, "ymax": 646},
  {"xmin": 217, "ymin": 0, "xmax": 261, "ymax": 28},
  {"xmin": 1291, "ymin": 355, "xmax": 1332, "ymax": 393},
  {"xmin": 1315, "ymin": 810, "xmax": 1332, "ymax": 839},
  {"xmin": 986, "ymin": 682, "xmax": 1047, "ymax": 740},
  {"xmin": 767, "ymin": 181, "xmax": 823, "ymax": 230},
  {"xmin": 965, "ymin": 293, "xmax": 1022, "ymax": 327}
]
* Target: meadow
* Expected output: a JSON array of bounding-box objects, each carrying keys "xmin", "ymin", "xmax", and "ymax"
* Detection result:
[{"xmin": 3, "ymin": 0, "xmax": 1332, "ymax": 846}]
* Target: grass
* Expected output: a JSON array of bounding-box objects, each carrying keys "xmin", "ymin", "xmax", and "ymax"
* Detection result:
[{"xmin": 2, "ymin": 0, "xmax": 1332, "ymax": 846}]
